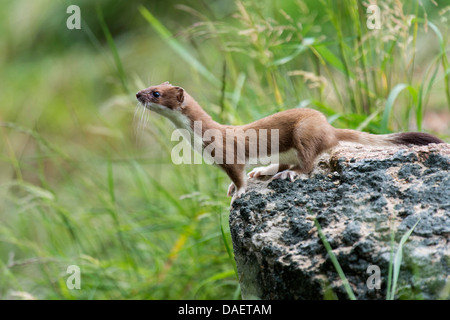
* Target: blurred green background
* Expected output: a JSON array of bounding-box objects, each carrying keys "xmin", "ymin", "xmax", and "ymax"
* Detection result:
[{"xmin": 0, "ymin": 0, "xmax": 449, "ymax": 299}]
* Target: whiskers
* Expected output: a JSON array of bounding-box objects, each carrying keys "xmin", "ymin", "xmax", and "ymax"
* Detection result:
[{"xmin": 133, "ymin": 102, "xmax": 150, "ymax": 141}]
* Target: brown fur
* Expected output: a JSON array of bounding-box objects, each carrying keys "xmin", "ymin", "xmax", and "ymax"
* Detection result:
[
  {"xmin": 389, "ymin": 132, "xmax": 443, "ymax": 145},
  {"xmin": 137, "ymin": 82, "xmax": 444, "ymax": 198}
]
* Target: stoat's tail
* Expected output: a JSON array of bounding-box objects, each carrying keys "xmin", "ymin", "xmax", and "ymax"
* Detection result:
[{"xmin": 334, "ymin": 128, "xmax": 443, "ymax": 146}]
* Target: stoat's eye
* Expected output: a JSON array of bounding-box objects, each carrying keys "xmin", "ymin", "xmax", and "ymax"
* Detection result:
[{"xmin": 152, "ymin": 91, "xmax": 161, "ymax": 98}]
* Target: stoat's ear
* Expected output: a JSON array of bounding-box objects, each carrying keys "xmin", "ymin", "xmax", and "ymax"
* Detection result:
[
  {"xmin": 161, "ymin": 81, "xmax": 171, "ymax": 86},
  {"xmin": 174, "ymin": 86, "xmax": 184, "ymax": 103}
]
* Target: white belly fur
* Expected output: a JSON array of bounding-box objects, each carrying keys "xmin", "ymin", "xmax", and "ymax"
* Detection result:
[{"xmin": 247, "ymin": 148, "xmax": 300, "ymax": 168}]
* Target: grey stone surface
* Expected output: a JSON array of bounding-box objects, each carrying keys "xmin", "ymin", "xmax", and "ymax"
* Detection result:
[{"xmin": 229, "ymin": 143, "xmax": 450, "ymax": 300}]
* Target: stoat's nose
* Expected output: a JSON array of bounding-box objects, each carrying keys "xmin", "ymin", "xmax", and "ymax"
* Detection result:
[{"xmin": 136, "ymin": 91, "xmax": 148, "ymax": 103}]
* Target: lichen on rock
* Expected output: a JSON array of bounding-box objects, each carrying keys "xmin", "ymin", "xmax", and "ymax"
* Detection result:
[{"xmin": 230, "ymin": 143, "xmax": 450, "ymax": 300}]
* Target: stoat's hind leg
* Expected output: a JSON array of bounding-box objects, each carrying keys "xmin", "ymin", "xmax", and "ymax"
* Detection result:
[
  {"xmin": 272, "ymin": 169, "xmax": 298, "ymax": 182},
  {"xmin": 248, "ymin": 164, "xmax": 291, "ymax": 179},
  {"xmin": 291, "ymin": 118, "xmax": 338, "ymax": 175},
  {"xmin": 272, "ymin": 164, "xmax": 312, "ymax": 182}
]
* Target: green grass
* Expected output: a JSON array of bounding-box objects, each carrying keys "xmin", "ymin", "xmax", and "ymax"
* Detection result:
[
  {"xmin": 0, "ymin": 0, "xmax": 449, "ymax": 300},
  {"xmin": 316, "ymin": 218, "xmax": 421, "ymax": 300},
  {"xmin": 314, "ymin": 219, "xmax": 356, "ymax": 300},
  {"xmin": 386, "ymin": 219, "xmax": 421, "ymax": 300}
]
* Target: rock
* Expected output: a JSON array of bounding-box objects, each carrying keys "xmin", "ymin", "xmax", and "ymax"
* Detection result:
[{"xmin": 229, "ymin": 143, "xmax": 450, "ymax": 300}]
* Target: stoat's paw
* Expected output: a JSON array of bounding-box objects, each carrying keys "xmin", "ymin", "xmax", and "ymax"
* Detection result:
[
  {"xmin": 247, "ymin": 167, "xmax": 262, "ymax": 179},
  {"xmin": 228, "ymin": 183, "xmax": 246, "ymax": 197},
  {"xmin": 273, "ymin": 170, "xmax": 297, "ymax": 182},
  {"xmin": 248, "ymin": 165, "xmax": 277, "ymax": 179},
  {"xmin": 227, "ymin": 183, "xmax": 236, "ymax": 197},
  {"xmin": 236, "ymin": 187, "xmax": 246, "ymax": 198},
  {"xmin": 230, "ymin": 187, "xmax": 246, "ymax": 204}
]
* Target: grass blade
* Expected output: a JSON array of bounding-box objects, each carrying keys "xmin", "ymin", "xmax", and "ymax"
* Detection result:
[
  {"xmin": 313, "ymin": 44, "xmax": 355, "ymax": 79},
  {"xmin": 389, "ymin": 219, "xmax": 421, "ymax": 300},
  {"xmin": 314, "ymin": 219, "xmax": 356, "ymax": 300},
  {"xmin": 97, "ymin": 6, "xmax": 129, "ymax": 94},
  {"xmin": 420, "ymin": 19, "xmax": 450, "ymax": 110},
  {"xmin": 386, "ymin": 218, "xmax": 395, "ymax": 300},
  {"xmin": 219, "ymin": 208, "xmax": 238, "ymax": 278},
  {"xmin": 139, "ymin": 6, "xmax": 220, "ymax": 87},
  {"xmin": 381, "ymin": 84, "xmax": 418, "ymax": 133},
  {"xmin": 107, "ymin": 160, "xmax": 115, "ymax": 204},
  {"xmin": 417, "ymin": 55, "xmax": 441, "ymax": 131},
  {"xmin": 270, "ymin": 38, "xmax": 314, "ymax": 66},
  {"xmin": 130, "ymin": 160, "xmax": 186, "ymax": 215}
]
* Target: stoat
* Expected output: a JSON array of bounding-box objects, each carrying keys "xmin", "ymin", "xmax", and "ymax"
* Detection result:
[{"xmin": 136, "ymin": 82, "xmax": 443, "ymax": 202}]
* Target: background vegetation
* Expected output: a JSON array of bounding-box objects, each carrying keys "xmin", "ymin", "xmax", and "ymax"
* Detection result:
[{"xmin": 0, "ymin": 0, "xmax": 448, "ymax": 299}]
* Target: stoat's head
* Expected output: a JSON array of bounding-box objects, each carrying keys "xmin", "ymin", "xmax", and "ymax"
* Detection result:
[{"xmin": 136, "ymin": 81, "xmax": 185, "ymax": 116}]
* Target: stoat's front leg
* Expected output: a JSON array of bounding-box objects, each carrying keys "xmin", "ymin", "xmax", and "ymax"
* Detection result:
[{"xmin": 221, "ymin": 163, "xmax": 246, "ymax": 202}]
